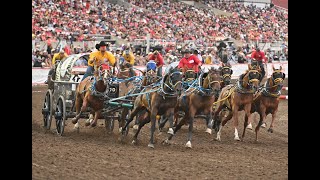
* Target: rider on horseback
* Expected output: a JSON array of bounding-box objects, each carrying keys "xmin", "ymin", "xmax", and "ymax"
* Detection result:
[{"xmin": 81, "ymin": 41, "xmax": 116, "ymax": 81}]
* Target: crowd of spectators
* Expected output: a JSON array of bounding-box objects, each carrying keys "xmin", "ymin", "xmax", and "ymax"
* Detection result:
[{"xmin": 32, "ymin": 0, "xmax": 288, "ymax": 68}]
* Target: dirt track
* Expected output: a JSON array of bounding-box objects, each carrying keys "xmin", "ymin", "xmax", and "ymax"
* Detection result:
[{"xmin": 32, "ymin": 85, "xmax": 288, "ymax": 180}]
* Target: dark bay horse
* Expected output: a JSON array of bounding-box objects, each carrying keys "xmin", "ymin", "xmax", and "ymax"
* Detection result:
[
  {"xmin": 121, "ymin": 67, "xmax": 183, "ymax": 148},
  {"xmin": 248, "ymin": 65, "xmax": 285, "ymax": 141},
  {"xmin": 165, "ymin": 67, "xmax": 221, "ymax": 148},
  {"xmin": 213, "ymin": 64, "xmax": 261, "ymax": 141},
  {"xmin": 219, "ymin": 62, "xmax": 233, "ymax": 87},
  {"xmin": 214, "ymin": 62, "xmax": 233, "ymax": 121},
  {"xmin": 71, "ymin": 62, "xmax": 109, "ymax": 128}
]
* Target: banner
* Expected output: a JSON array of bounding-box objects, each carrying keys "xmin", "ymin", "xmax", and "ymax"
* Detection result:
[{"xmin": 32, "ymin": 62, "xmax": 287, "ymax": 85}]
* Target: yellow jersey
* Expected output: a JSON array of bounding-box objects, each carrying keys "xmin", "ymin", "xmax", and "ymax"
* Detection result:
[
  {"xmin": 52, "ymin": 53, "xmax": 68, "ymax": 65},
  {"xmin": 121, "ymin": 51, "xmax": 135, "ymax": 65},
  {"xmin": 88, "ymin": 51, "xmax": 116, "ymax": 67}
]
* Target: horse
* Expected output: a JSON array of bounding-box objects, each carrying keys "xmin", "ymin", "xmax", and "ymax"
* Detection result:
[
  {"xmin": 132, "ymin": 69, "xmax": 160, "ymax": 132},
  {"xmin": 248, "ymin": 65, "xmax": 285, "ymax": 141},
  {"xmin": 219, "ymin": 62, "xmax": 233, "ymax": 88},
  {"xmin": 117, "ymin": 62, "xmax": 136, "ymax": 79},
  {"xmin": 213, "ymin": 64, "xmax": 261, "ymax": 141},
  {"xmin": 165, "ymin": 67, "xmax": 221, "ymax": 148},
  {"xmin": 121, "ymin": 67, "xmax": 183, "ymax": 148},
  {"xmin": 71, "ymin": 62, "xmax": 110, "ymax": 128},
  {"xmin": 113, "ymin": 61, "xmax": 139, "ymax": 133},
  {"xmin": 214, "ymin": 62, "xmax": 233, "ymax": 120}
]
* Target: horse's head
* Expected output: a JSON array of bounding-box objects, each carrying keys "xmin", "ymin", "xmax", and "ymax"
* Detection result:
[
  {"xmin": 165, "ymin": 67, "xmax": 183, "ymax": 95},
  {"xmin": 243, "ymin": 64, "xmax": 261, "ymax": 90},
  {"xmin": 145, "ymin": 69, "xmax": 158, "ymax": 85},
  {"xmin": 220, "ymin": 63, "xmax": 233, "ymax": 85},
  {"xmin": 271, "ymin": 65, "xmax": 285, "ymax": 86},
  {"xmin": 205, "ymin": 67, "xmax": 221, "ymax": 96},
  {"xmin": 183, "ymin": 68, "xmax": 197, "ymax": 82},
  {"xmin": 93, "ymin": 61, "xmax": 110, "ymax": 86}
]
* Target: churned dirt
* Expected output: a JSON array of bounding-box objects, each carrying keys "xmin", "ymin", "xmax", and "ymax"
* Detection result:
[{"xmin": 32, "ymin": 85, "xmax": 288, "ymax": 180}]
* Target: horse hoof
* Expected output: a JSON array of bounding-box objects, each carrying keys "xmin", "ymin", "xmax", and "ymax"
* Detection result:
[
  {"xmin": 205, "ymin": 128, "xmax": 212, "ymax": 135},
  {"xmin": 267, "ymin": 128, "xmax": 273, "ymax": 133},
  {"xmin": 132, "ymin": 139, "xmax": 137, "ymax": 145},
  {"xmin": 91, "ymin": 123, "xmax": 97, "ymax": 127},
  {"xmin": 261, "ymin": 122, "xmax": 267, "ymax": 128},
  {"xmin": 167, "ymin": 128, "xmax": 174, "ymax": 135},
  {"xmin": 148, "ymin": 143, "xmax": 155, "ymax": 149},
  {"xmin": 118, "ymin": 127, "xmax": 123, "ymax": 133},
  {"xmin": 234, "ymin": 136, "xmax": 241, "ymax": 141},
  {"xmin": 162, "ymin": 139, "xmax": 170, "ymax": 145},
  {"xmin": 185, "ymin": 141, "xmax": 192, "ymax": 148},
  {"xmin": 133, "ymin": 125, "xmax": 139, "ymax": 130},
  {"xmin": 246, "ymin": 123, "xmax": 253, "ymax": 130},
  {"xmin": 85, "ymin": 122, "xmax": 91, "ymax": 126},
  {"xmin": 71, "ymin": 118, "xmax": 78, "ymax": 124},
  {"xmin": 215, "ymin": 137, "xmax": 221, "ymax": 141}
]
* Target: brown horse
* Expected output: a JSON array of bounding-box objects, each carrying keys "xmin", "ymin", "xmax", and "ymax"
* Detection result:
[
  {"xmin": 248, "ymin": 65, "xmax": 285, "ymax": 141},
  {"xmin": 165, "ymin": 67, "xmax": 221, "ymax": 148},
  {"xmin": 112, "ymin": 63, "xmax": 138, "ymax": 133},
  {"xmin": 71, "ymin": 62, "xmax": 109, "ymax": 128},
  {"xmin": 132, "ymin": 69, "xmax": 160, "ymax": 131},
  {"xmin": 213, "ymin": 64, "xmax": 261, "ymax": 141},
  {"xmin": 117, "ymin": 62, "xmax": 136, "ymax": 79},
  {"xmin": 121, "ymin": 67, "xmax": 183, "ymax": 148}
]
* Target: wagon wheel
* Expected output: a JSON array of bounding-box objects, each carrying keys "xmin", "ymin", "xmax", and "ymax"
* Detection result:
[
  {"xmin": 42, "ymin": 90, "xmax": 53, "ymax": 130},
  {"xmin": 55, "ymin": 96, "xmax": 66, "ymax": 136}
]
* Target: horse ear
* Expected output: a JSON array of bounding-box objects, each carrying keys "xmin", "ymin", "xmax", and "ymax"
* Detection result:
[
  {"xmin": 272, "ymin": 64, "xmax": 275, "ymax": 71},
  {"xmin": 280, "ymin": 66, "xmax": 282, "ymax": 71},
  {"xmin": 248, "ymin": 63, "xmax": 252, "ymax": 70}
]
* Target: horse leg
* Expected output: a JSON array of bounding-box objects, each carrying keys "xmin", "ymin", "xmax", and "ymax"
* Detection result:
[
  {"xmin": 255, "ymin": 112, "xmax": 264, "ymax": 142},
  {"xmin": 232, "ymin": 105, "xmax": 241, "ymax": 141},
  {"xmin": 148, "ymin": 109, "xmax": 159, "ymax": 148},
  {"xmin": 185, "ymin": 113, "xmax": 195, "ymax": 148},
  {"xmin": 85, "ymin": 112, "xmax": 94, "ymax": 126},
  {"xmin": 173, "ymin": 104, "xmax": 180, "ymax": 127},
  {"xmin": 213, "ymin": 104, "xmax": 224, "ymax": 132},
  {"xmin": 216, "ymin": 111, "xmax": 233, "ymax": 141},
  {"xmin": 158, "ymin": 115, "xmax": 168, "ymax": 132},
  {"xmin": 133, "ymin": 110, "xmax": 146, "ymax": 132},
  {"xmin": 90, "ymin": 110, "xmax": 101, "ymax": 127},
  {"xmin": 121, "ymin": 106, "xmax": 144, "ymax": 136},
  {"xmin": 205, "ymin": 109, "xmax": 213, "ymax": 135},
  {"xmin": 268, "ymin": 110, "xmax": 277, "ymax": 133},
  {"xmin": 166, "ymin": 110, "xmax": 174, "ymax": 135},
  {"xmin": 119, "ymin": 108, "xmax": 129, "ymax": 132},
  {"xmin": 241, "ymin": 104, "xmax": 252, "ymax": 141},
  {"xmin": 132, "ymin": 114, "xmax": 151, "ymax": 145},
  {"xmin": 163, "ymin": 115, "xmax": 188, "ymax": 144},
  {"xmin": 71, "ymin": 94, "xmax": 82, "ymax": 124}
]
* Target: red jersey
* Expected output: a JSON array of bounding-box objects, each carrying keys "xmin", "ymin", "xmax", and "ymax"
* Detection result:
[
  {"xmin": 251, "ymin": 51, "xmax": 267, "ymax": 63},
  {"xmin": 148, "ymin": 53, "xmax": 164, "ymax": 67},
  {"xmin": 178, "ymin": 55, "xmax": 202, "ymax": 73}
]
